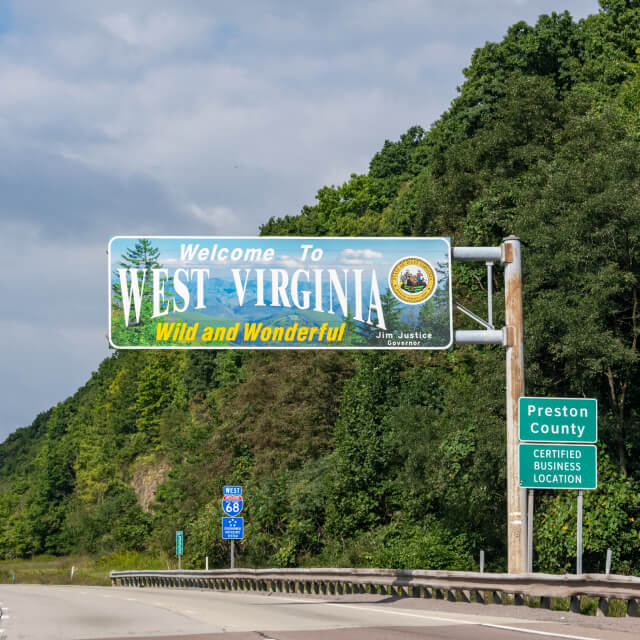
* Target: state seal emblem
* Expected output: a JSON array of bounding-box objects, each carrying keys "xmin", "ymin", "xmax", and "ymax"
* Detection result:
[{"xmin": 389, "ymin": 256, "xmax": 437, "ymax": 305}]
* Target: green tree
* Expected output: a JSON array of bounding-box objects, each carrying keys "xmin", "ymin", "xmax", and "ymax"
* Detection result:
[
  {"xmin": 111, "ymin": 239, "xmax": 167, "ymax": 345},
  {"xmin": 326, "ymin": 353, "xmax": 404, "ymax": 539}
]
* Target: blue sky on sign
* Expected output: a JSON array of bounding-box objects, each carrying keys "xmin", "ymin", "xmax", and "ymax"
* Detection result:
[
  {"xmin": 0, "ymin": 0, "xmax": 594, "ymax": 440},
  {"xmin": 109, "ymin": 236, "xmax": 450, "ymax": 273}
]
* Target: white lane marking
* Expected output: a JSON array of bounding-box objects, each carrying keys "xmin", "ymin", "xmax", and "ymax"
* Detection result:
[
  {"xmin": 477, "ymin": 624, "xmax": 603, "ymax": 639},
  {"xmin": 322, "ymin": 603, "xmax": 601, "ymax": 640}
]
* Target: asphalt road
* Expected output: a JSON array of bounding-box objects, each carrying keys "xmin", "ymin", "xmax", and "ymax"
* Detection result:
[{"xmin": 0, "ymin": 584, "xmax": 639, "ymax": 640}]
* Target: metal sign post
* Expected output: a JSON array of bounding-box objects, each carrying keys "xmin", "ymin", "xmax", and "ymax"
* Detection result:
[
  {"xmin": 504, "ymin": 237, "xmax": 526, "ymax": 573},
  {"xmin": 577, "ymin": 490, "xmax": 584, "ymax": 574},
  {"xmin": 527, "ymin": 489, "xmax": 534, "ymax": 573},
  {"xmin": 452, "ymin": 236, "xmax": 526, "ymax": 573}
]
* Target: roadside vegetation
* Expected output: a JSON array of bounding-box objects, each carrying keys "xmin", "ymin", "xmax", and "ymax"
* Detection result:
[{"xmin": 0, "ymin": 552, "xmax": 169, "ymax": 586}]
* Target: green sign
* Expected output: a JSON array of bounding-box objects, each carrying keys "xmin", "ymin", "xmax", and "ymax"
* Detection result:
[
  {"xmin": 519, "ymin": 397, "xmax": 597, "ymax": 443},
  {"xmin": 176, "ymin": 530, "xmax": 183, "ymax": 556},
  {"xmin": 519, "ymin": 444, "xmax": 597, "ymax": 490}
]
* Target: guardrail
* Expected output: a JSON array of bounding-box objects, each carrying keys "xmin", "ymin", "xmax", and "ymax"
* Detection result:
[{"xmin": 110, "ymin": 567, "xmax": 640, "ymax": 617}]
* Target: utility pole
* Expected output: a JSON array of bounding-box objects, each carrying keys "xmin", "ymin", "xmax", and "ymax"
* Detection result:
[
  {"xmin": 504, "ymin": 236, "xmax": 526, "ymax": 573},
  {"xmin": 452, "ymin": 237, "xmax": 526, "ymax": 573}
]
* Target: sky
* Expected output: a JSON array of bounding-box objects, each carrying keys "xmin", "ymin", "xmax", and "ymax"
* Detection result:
[{"xmin": 0, "ymin": 0, "xmax": 595, "ymax": 441}]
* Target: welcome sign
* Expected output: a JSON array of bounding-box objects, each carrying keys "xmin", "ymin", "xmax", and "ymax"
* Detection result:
[{"xmin": 108, "ymin": 236, "xmax": 452, "ymax": 349}]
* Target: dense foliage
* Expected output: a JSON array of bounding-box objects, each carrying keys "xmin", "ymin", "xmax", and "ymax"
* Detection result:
[{"xmin": 2, "ymin": 1, "xmax": 640, "ymax": 573}]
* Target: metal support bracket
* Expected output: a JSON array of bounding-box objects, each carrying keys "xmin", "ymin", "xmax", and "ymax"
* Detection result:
[
  {"xmin": 454, "ymin": 329, "xmax": 507, "ymax": 346},
  {"xmin": 451, "ymin": 247, "xmax": 500, "ymax": 344},
  {"xmin": 453, "ymin": 301, "xmax": 493, "ymax": 330}
]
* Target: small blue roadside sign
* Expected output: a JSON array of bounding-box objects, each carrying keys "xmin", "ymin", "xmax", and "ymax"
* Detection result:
[
  {"xmin": 222, "ymin": 517, "xmax": 244, "ymax": 539},
  {"xmin": 222, "ymin": 495, "xmax": 243, "ymax": 516},
  {"xmin": 223, "ymin": 485, "xmax": 242, "ymax": 496}
]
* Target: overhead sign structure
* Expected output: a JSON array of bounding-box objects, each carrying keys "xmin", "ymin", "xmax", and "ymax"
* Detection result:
[
  {"xmin": 519, "ymin": 444, "xmax": 597, "ymax": 490},
  {"xmin": 222, "ymin": 494, "xmax": 243, "ymax": 516},
  {"xmin": 105, "ymin": 235, "xmax": 539, "ymax": 573},
  {"xmin": 108, "ymin": 236, "xmax": 452, "ymax": 350},
  {"xmin": 176, "ymin": 530, "xmax": 183, "ymax": 556},
  {"xmin": 222, "ymin": 517, "xmax": 244, "ymax": 540},
  {"xmin": 519, "ymin": 397, "xmax": 597, "ymax": 443}
]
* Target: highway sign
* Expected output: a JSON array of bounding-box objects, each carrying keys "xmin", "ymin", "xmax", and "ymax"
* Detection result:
[
  {"xmin": 519, "ymin": 444, "xmax": 597, "ymax": 490},
  {"xmin": 222, "ymin": 494, "xmax": 243, "ymax": 516},
  {"xmin": 108, "ymin": 236, "xmax": 453, "ymax": 350},
  {"xmin": 224, "ymin": 485, "xmax": 242, "ymax": 495},
  {"xmin": 222, "ymin": 517, "xmax": 244, "ymax": 539},
  {"xmin": 519, "ymin": 397, "xmax": 597, "ymax": 443},
  {"xmin": 176, "ymin": 530, "xmax": 183, "ymax": 556}
]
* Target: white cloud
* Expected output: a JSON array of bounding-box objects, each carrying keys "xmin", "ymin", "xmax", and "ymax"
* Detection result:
[
  {"xmin": 340, "ymin": 249, "xmax": 384, "ymax": 265},
  {"xmin": 188, "ymin": 203, "xmax": 236, "ymax": 230},
  {"xmin": 275, "ymin": 255, "xmax": 306, "ymax": 270}
]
